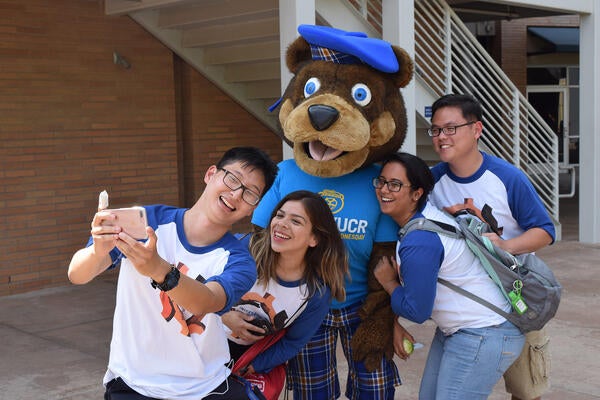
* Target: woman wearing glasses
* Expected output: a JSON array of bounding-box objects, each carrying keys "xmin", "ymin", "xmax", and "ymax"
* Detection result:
[
  {"xmin": 222, "ymin": 190, "xmax": 348, "ymax": 389},
  {"xmin": 372, "ymin": 152, "xmax": 525, "ymax": 400}
]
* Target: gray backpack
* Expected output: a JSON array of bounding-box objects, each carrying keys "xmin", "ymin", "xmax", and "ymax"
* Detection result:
[{"xmin": 399, "ymin": 215, "xmax": 561, "ymax": 333}]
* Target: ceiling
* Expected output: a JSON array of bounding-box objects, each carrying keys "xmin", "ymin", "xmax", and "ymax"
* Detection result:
[
  {"xmin": 102, "ymin": 0, "xmax": 580, "ymax": 129},
  {"xmin": 447, "ymin": 0, "xmax": 573, "ymax": 22}
]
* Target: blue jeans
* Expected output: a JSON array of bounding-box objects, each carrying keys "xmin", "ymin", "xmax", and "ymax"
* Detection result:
[{"xmin": 419, "ymin": 320, "xmax": 525, "ymax": 400}]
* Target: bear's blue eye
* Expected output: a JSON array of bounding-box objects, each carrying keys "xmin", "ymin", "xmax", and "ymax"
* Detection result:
[
  {"xmin": 304, "ymin": 77, "xmax": 321, "ymax": 98},
  {"xmin": 351, "ymin": 83, "xmax": 371, "ymax": 106}
]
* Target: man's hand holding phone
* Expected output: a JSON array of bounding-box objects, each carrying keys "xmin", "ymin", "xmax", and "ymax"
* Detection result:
[
  {"xmin": 95, "ymin": 191, "xmax": 165, "ymax": 279},
  {"xmin": 102, "ymin": 207, "xmax": 149, "ymax": 240},
  {"xmin": 70, "ymin": 191, "xmax": 154, "ymax": 284},
  {"xmin": 94, "ymin": 191, "xmax": 149, "ymax": 240}
]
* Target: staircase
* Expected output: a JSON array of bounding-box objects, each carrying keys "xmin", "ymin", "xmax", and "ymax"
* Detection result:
[
  {"xmin": 106, "ymin": 0, "xmax": 283, "ymax": 132},
  {"xmin": 105, "ymin": 0, "xmax": 560, "ymax": 231},
  {"xmin": 413, "ymin": 0, "xmax": 559, "ymax": 227}
]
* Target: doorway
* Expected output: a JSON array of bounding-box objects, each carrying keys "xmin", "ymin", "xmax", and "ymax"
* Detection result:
[
  {"xmin": 527, "ymin": 87, "xmax": 578, "ymax": 198},
  {"xmin": 527, "ymin": 88, "xmax": 578, "ymax": 165}
]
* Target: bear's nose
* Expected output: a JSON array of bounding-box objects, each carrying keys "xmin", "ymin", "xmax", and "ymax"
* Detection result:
[{"xmin": 308, "ymin": 104, "xmax": 339, "ymax": 131}]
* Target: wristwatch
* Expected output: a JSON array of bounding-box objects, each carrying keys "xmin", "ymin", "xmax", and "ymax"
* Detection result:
[{"xmin": 151, "ymin": 265, "xmax": 180, "ymax": 291}]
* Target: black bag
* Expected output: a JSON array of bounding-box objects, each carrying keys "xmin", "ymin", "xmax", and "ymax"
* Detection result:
[{"xmin": 399, "ymin": 214, "xmax": 561, "ymax": 333}]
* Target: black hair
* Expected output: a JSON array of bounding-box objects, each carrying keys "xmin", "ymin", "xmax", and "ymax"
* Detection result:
[
  {"xmin": 431, "ymin": 93, "xmax": 483, "ymax": 122},
  {"xmin": 381, "ymin": 152, "xmax": 433, "ymax": 211},
  {"xmin": 216, "ymin": 147, "xmax": 279, "ymax": 196}
]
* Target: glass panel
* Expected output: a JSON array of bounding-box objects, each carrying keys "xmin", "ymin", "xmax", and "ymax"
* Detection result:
[
  {"xmin": 528, "ymin": 91, "xmax": 563, "ymax": 162},
  {"xmin": 527, "ymin": 67, "xmax": 566, "ymax": 85}
]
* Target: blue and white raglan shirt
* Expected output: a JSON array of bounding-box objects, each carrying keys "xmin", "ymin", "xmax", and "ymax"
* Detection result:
[
  {"xmin": 429, "ymin": 151, "xmax": 555, "ymax": 242},
  {"xmin": 251, "ymin": 159, "xmax": 399, "ymax": 309},
  {"xmin": 392, "ymin": 204, "xmax": 510, "ymax": 335},
  {"xmin": 227, "ymin": 277, "xmax": 331, "ymax": 372},
  {"xmin": 90, "ymin": 205, "xmax": 257, "ymax": 400}
]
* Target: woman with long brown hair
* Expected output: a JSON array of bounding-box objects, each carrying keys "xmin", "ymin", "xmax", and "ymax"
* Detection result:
[{"xmin": 223, "ymin": 190, "xmax": 348, "ymax": 376}]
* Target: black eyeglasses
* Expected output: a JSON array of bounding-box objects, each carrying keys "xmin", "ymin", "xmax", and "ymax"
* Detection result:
[
  {"xmin": 426, "ymin": 120, "xmax": 478, "ymax": 137},
  {"xmin": 218, "ymin": 168, "xmax": 261, "ymax": 206},
  {"xmin": 372, "ymin": 177, "xmax": 411, "ymax": 192}
]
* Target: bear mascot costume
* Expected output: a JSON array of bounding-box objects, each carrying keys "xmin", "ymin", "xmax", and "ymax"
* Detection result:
[{"xmin": 251, "ymin": 24, "xmax": 414, "ymax": 398}]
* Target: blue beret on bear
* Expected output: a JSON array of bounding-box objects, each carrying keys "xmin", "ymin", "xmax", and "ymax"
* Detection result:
[{"xmin": 298, "ymin": 24, "xmax": 399, "ymax": 73}]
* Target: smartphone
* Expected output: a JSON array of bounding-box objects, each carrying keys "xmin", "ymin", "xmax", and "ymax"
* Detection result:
[{"xmin": 104, "ymin": 206, "xmax": 149, "ymax": 240}]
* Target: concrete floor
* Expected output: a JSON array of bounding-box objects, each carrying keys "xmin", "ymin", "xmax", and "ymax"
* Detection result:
[{"xmin": 1, "ymin": 197, "xmax": 599, "ymax": 399}]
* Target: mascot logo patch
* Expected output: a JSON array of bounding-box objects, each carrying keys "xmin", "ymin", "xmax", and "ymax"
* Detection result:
[
  {"xmin": 320, "ymin": 189, "xmax": 344, "ymax": 214},
  {"xmin": 320, "ymin": 189, "xmax": 367, "ymax": 241}
]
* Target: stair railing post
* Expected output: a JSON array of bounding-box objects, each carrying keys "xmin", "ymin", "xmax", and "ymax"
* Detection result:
[
  {"xmin": 512, "ymin": 88, "xmax": 521, "ymax": 166},
  {"xmin": 443, "ymin": 0, "xmax": 452, "ymax": 94}
]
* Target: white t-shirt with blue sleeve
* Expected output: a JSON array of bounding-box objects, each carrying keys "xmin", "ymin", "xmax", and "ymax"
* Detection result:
[
  {"xmin": 227, "ymin": 277, "xmax": 331, "ymax": 372},
  {"xmin": 391, "ymin": 204, "xmax": 509, "ymax": 335},
  {"xmin": 429, "ymin": 151, "xmax": 555, "ymax": 242},
  {"xmin": 96, "ymin": 205, "xmax": 257, "ymax": 399}
]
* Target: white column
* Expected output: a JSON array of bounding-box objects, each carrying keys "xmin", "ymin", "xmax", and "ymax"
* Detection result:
[
  {"xmin": 278, "ymin": 0, "xmax": 315, "ymax": 160},
  {"xmin": 579, "ymin": 3, "xmax": 600, "ymax": 243},
  {"xmin": 383, "ymin": 0, "xmax": 416, "ymax": 155}
]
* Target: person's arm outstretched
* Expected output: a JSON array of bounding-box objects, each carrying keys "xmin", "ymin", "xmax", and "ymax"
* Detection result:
[{"xmin": 68, "ymin": 209, "xmax": 123, "ymax": 284}]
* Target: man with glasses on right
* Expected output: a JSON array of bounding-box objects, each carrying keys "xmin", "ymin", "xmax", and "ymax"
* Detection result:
[{"xmin": 426, "ymin": 93, "xmax": 555, "ymax": 400}]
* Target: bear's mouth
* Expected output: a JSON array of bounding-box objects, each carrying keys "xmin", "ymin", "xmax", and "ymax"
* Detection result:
[{"xmin": 305, "ymin": 141, "xmax": 346, "ymax": 161}]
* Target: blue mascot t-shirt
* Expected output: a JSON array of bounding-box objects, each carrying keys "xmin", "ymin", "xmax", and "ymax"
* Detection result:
[{"xmin": 252, "ymin": 159, "xmax": 399, "ymax": 309}]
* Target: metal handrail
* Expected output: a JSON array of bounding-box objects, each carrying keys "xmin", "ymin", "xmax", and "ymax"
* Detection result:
[{"xmin": 343, "ymin": 0, "xmax": 559, "ymax": 220}]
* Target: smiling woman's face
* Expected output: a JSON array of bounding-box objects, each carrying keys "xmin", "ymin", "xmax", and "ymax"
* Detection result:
[
  {"xmin": 375, "ymin": 161, "xmax": 418, "ymax": 223},
  {"xmin": 270, "ymin": 200, "xmax": 317, "ymax": 255}
]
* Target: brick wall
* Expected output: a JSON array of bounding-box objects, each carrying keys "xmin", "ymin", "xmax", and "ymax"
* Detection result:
[
  {"xmin": 499, "ymin": 15, "xmax": 580, "ymax": 93},
  {"xmin": 177, "ymin": 60, "xmax": 282, "ymax": 232},
  {"xmin": 0, "ymin": 0, "xmax": 282, "ymax": 296}
]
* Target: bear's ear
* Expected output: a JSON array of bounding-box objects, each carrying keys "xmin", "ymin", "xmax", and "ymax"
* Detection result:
[
  {"xmin": 390, "ymin": 46, "xmax": 414, "ymax": 88},
  {"xmin": 286, "ymin": 37, "xmax": 312, "ymax": 74}
]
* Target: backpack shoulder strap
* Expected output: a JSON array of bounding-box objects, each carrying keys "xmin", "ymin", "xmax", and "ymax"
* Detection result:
[
  {"xmin": 455, "ymin": 217, "xmax": 512, "ymax": 301},
  {"xmin": 399, "ymin": 217, "xmax": 464, "ymax": 241},
  {"xmin": 437, "ymin": 278, "xmax": 512, "ymax": 320},
  {"xmin": 400, "ymin": 215, "xmax": 520, "ymax": 328},
  {"xmin": 233, "ymin": 297, "xmax": 309, "ymax": 373}
]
